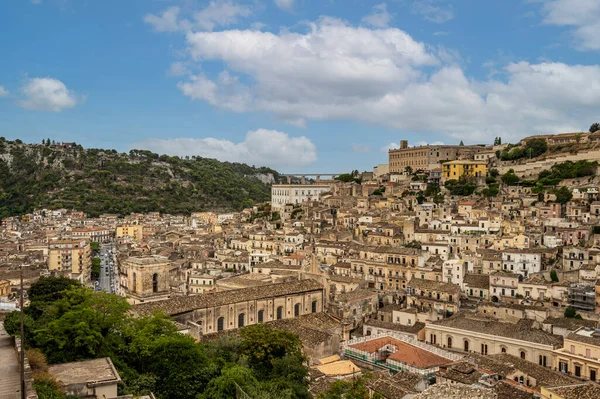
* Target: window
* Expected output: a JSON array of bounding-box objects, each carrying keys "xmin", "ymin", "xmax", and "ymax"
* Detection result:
[
  {"xmin": 132, "ymin": 272, "xmax": 137, "ymax": 293},
  {"xmin": 447, "ymin": 336, "xmax": 452, "ymax": 349},
  {"xmin": 464, "ymin": 340, "xmax": 469, "ymax": 352},
  {"xmin": 238, "ymin": 313, "xmax": 245, "ymax": 328},
  {"xmin": 520, "ymin": 351, "xmax": 526, "ymax": 360},
  {"xmin": 539, "ymin": 355, "xmax": 547, "ymax": 367},
  {"xmin": 152, "ymin": 273, "xmax": 159, "ymax": 293},
  {"xmin": 217, "ymin": 317, "xmax": 224, "ymax": 332},
  {"xmin": 312, "ymin": 300, "xmax": 318, "ymax": 313},
  {"xmin": 257, "ymin": 310, "xmax": 264, "ymax": 323},
  {"xmin": 586, "ymin": 349, "xmax": 591, "ymax": 358},
  {"xmin": 277, "ymin": 306, "xmax": 283, "ymax": 320},
  {"xmin": 575, "ymin": 365, "xmax": 581, "ymax": 377},
  {"xmin": 590, "ymin": 369, "xmax": 596, "ymax": 381},
  {"xmin": 294, "ymin": 303, "xmax": 300, "ymax": 317},
  {"xmin": 481, "ymin": 344, "xmax": 488, "ymax": 355}
]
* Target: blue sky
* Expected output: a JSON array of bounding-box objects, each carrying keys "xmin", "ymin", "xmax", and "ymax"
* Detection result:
[{"xmin": 1, "ymin": 0, "xmax": 599, "ymax": 173}]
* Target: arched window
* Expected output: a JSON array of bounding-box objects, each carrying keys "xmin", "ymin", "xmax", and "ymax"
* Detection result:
[
  {"xmin": 501, "ymin": 347, "xmax": 507, "ymax": 353},
  {"xmin": 258, "ymin": 310, "xmax": 264, "ymax": 323},
  {"xmin": 132, "ymin": 272, "xmax": 137, "ymax": 293},
  {"xmin": 152, "ymin": 273, "xmax": 158, "ymax": 293},
  {"xmin": 217, "ymin": 317, "xmax": 224, "ymax": 332},
  {"xmin": 277, "ymin": 306, "xmax": 283, "ymax": 320},
  {"xmin": 294, "ymin": 303, "xmax": 300, "ymax": 317},
  {"xmin": 520, "ymin": 351, "xmax": 526, "ymax": 360},
  {"xmin": 311, "ymin": 300, "xmax": 317, "ymax": 313},
  {"xmin": 238, "ymin": 313, "xmax": 245, "ymax": 328},
  {"xmin": 481, "ymin": 344, "xmax": 488, "ymax": 355},
  {"xmin": 464, "ymin": 340, "xmax": 469, "ymax": 352},
  {"xmin": 366, "ymin": 329, "xmax": 372, "ymax": 336},
  {"xmin": 447, "ymin": 336, "xmax": 453, "ymax": 349}
]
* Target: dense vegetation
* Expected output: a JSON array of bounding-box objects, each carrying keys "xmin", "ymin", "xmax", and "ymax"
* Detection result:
[
  {"xmin": 0, "ymin": 138, "xmax": 279, "ymax": 218},
  {"xmin": 498, "ymin": 138, "xmax": 548, "ymax": 161},
  {"xmin": 444, "ymin": 177, "xmax": 477, "ymax": 196},
  {"xmin": 4, "ymin": 277, "xmax": 310, "ymax": 399}
]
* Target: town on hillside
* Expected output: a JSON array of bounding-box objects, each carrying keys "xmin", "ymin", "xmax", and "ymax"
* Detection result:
[{"xmin": 3, "ymin": 130, "xmax": 600, "ymax": 399}]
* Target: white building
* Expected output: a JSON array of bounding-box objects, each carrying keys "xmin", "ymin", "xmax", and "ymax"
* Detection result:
[
  {"xmin": 271, "ymin": 184, "xmax": 331, "ymax": 210},
  {"xmin": 217, "ymin": 213, "xmax": 234, "ymax": 224},
  {"xmin": 501, "ymin": 250, "xmax": 542, "ymax": 277}
]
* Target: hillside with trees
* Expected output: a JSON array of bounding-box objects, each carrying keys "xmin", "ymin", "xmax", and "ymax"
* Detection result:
[{"xmin": 0, "ymin": 138, "xmax": 280, "ymax": 218}]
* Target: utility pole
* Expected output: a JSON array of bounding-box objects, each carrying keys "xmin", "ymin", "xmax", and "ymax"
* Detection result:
[{"xmin": 19, "ymin": 263, "xmax": 25, "ymax": 399}]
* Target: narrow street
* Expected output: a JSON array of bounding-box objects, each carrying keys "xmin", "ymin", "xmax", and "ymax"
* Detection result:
[{"xmin": 98, "ymin": 242, "xmax": 116, "ymax": 294}]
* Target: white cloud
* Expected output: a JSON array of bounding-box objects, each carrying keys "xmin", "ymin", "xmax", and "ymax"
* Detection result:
[
  {"xmin": 134, "ymin": 129, "xmax": 317, "ymax": 167},
  {"xmin": 145, "ymin": 1, "xmax": 252, "ymax": 33},
  {"xmin": 362, "ymin": 3, "xmax": 392, "ymax": 28},
  {"xmin": 352, "ymin": 144, "xmax": 371, "ymax": 153},
  {"xmin": 18, "ymin": 77, "xmax": 80, "ymax": 112},
  {"xmin": 537, "ymin": 0, "xmax": 600, "ymax": 51},
  {"xmin": 282, "ymin": 117, "xmax": 307, "ymax": 128},
  {"xmin": 274, "ymin": 0, "xmax": 294, "ymax": 11},
  {"xmin": 150, "ymin": 14, "xmax": 600, "ymax": 144},
  {"xmin": 414, "ymin": 140, "xmax": 444, "ymax": 146},
  {"xmin": 412, "ymin": 0, "xmax": 454, "ymax": 23},
  {"xmin": 194, "ymin": 0, "xmax": 252, "ymax": 31},
  {"xmin": 144, "ymin": 6, "xmax": 182, "ymax": 32},
  {"xmin": 381, "ymin": 142, "xmax": 399, "ymax": 152},
  {"xmin": 0, "ymin": 86, "xmax": 9, "ymax": 97},
  {"xmin": 168, "ymin": 61, "xmax": 191, "ymax": 77}
]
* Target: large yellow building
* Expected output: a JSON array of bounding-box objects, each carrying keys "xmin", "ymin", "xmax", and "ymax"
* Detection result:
[
  {"xmin": 441, "ymin": 160, "xmax": 487, "ymax": 183},
  {"xmin": 554, "ymin": 327, "xmax": 600, "ymax": 382},
  {"xmin": 48, "ymin": 239, "xmax": 91, "ymax": 282},
  {"xmin": 116, "ymin": 224, "xmax": 144, "ymax": 242}
]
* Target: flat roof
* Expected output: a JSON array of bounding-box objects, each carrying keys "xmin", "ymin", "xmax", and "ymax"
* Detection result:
[{"xmin": 48, "ymin": 357, "xmax": 121, "ymax": 387}]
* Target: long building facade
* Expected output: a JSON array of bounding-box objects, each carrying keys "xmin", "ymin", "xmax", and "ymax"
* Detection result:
[
  {"xmin": 271, "ymin": 184, "xmax": 331, "ymax": 210},
  {"xmin": 133, "ymin": 279, "xmax": 325, "ymax": 338},
  {"xmin": 388, "ymin": 140, "xmax": 490, "ymax": 174}
]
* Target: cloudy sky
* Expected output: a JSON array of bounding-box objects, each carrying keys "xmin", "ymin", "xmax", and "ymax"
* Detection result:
[{"xmin": 1, "ymin": 0, "xmax": 599, "ymax": 172}]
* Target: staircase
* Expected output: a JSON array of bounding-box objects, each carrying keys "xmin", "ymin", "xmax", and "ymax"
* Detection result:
[{"xmin": 0, "ymin": 322, "xmax": 21, "ymax": 399}]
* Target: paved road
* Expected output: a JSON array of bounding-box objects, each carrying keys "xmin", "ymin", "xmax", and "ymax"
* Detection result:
[
  {"xmin": 98, "ymin": 242, "xmax": 116, "ymax": 294},
  {"xmin": 0, "ymin": 322, "xmax": 21, "ymax": 399}
]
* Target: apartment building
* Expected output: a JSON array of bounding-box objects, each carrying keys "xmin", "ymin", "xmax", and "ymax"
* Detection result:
[
  {"xmin": 71, "ymin": 227, "xmax": 112, "ymax": 243},
  {"xmin": 116, "ymin": 224, "xmax": 144, "ymax": 242},
  {"xmin": 554, "ymin": 327, "xmax": 600, "ymax": 382},
  {"xmin": 48, "ymin": 239, "xmax": 91, "ymax": 282},
  {"xmin": 271, "ymin": 184, "xmax": 331, "ymax": 210},
  {"xmin": 441, "ymin": 160, "xmax": 488, "ymax": 183}
]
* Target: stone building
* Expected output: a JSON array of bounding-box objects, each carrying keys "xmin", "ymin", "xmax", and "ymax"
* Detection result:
[
  {"xmin": 425, "ymin": 314, "xmax": 562, "ymax": 366},
  {"xmin": 271, "ymin": 184, "xmax": 331, "ymax": 210},
  {"xmin": 119, "ymin": 256, "xmax": 171, "ymax": 304},
  {"xmin": 132, "ymin": 279, "xmax": 325, "ymax": 338},
  {"xmin": 388, "ymin": 142, "xmax": 489, "ymax": 174}
]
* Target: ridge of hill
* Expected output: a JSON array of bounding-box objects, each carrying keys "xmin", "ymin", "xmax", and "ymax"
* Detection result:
[{"xmin": 0, "ymin": 138, "xmax": 280, "ymax": 218}]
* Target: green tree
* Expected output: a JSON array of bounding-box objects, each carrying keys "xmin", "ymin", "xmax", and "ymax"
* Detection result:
[
  {"xmin": 459, "ymin": 140, "xmax": 464, "ymax": 146},
  {"xmin": 564, "ymin": 307, "xmax": 577, "ymax": 318},
  {"xmin": 239, "ymin": 324, "xmax": 305, "ymax": 379},
  {"xmin": 550, "ymin": 270, "xmax": 559, "ymax": 282},
  {"xmin": 35, "ymin": 288, "xmax": 130, "ymax": 363},
  {"xmin": 144, "ymin": 335, "xmax": 213, "ymax": 399},
  {"xmin": 554, "ymin": 187, "xmax": 573, "ymax": 204},
  {"xmin": 91, "ymin": 258, "xmax": 101, "ymax": 280},
  {"xmin": 317, "ymin": 375, "xmax": 372, "ymax": 399},
  {"xmin": 200, "ymin": 365, "xmax": 260, "ymax": 399},
  {"xmin": 501, "ymin": 169, "xmax": 520, "ymax": 185},
  {"xmin": 590, "ymin": 122, "xmax": 600, "ymax": 133}
]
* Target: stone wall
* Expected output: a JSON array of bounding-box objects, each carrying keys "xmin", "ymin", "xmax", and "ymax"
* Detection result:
[
  {"xmin": 496, "ymin": 148, "xmax": 600, "ymax": 178},
  {"xmin": 13, "ymin": 337, "xmax": 38, "ymax": 399}
]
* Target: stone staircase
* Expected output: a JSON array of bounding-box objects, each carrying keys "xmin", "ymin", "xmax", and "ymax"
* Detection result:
[{"xmin": 0, "ymin": 322, "xmax": 21, "ymax": 399}]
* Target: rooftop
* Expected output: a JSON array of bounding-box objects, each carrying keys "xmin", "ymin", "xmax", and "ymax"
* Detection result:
[
  {"xmin": 133, "ymin": 278, "xmax": 323, "ymax": 316},
  {"xmin": 48, "ymin": 357, "xmax": 121, "ymax": 387},
  {"xmin": 350, "ymin": 337, "xmax": 453, "ymax": 369}
]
